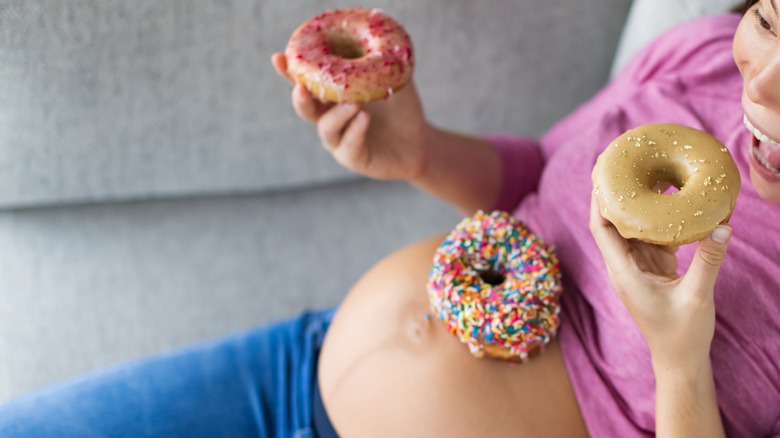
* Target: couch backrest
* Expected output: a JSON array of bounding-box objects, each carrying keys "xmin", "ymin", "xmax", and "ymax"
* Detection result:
[
  {"xmin": 0, "ymin": 0, "xmax": 633, "ymax": 209},
  {"xmin": 611, "ymin": 0, "xmax": 739, "ymax": 78}
]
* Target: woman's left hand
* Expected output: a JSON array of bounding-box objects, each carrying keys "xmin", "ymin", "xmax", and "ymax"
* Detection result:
[{"xmin": 588, "ymin": 193, "xmax": 732, "ymax": 370}]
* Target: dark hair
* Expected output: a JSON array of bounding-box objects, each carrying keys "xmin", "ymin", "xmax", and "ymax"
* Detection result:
[{"xmin": 737, "ymin": 0, "xmax": 760, "ymax": 14}]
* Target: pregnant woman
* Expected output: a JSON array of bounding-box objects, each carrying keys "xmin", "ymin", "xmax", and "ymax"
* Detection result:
[
  {"xmin": 272, "ymin": 1, "xmax": 780, "ymax": 435},
  {"xmin": 1, "ymin": 1, "xmax": 778, "ymax": 436}
]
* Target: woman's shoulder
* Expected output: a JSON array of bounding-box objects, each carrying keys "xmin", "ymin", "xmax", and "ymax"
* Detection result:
[
  {"xmin": 539, "ymin": 14, "xmax": 742, "ymax": 162},
  {"xmin": 652, "ymin": 13, "xmax": 742, "ymax": 55}
]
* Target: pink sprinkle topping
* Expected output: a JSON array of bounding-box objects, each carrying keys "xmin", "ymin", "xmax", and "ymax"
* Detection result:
[{"xmin": 285, "ymin": 7, "xmax": 415, "ymax": 102}]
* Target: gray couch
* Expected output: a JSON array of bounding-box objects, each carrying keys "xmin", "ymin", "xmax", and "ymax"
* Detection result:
[{"xmin": 0, "ymin": 0, "xmax": 735, "ymax": 404}]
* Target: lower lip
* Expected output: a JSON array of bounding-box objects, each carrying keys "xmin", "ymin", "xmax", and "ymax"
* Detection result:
[{"xmin": 748, "ymin": 135, "xmax": 780, "ymax": 183}]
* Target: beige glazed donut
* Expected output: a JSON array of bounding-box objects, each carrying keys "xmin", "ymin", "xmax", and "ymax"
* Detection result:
[
  {"xmin": 285, "ymin": 8, "xmax": 414, "ymax": 103},
  {"xmin": 592, "ymin": 124, "xmax": 741, "ymax": 246}
]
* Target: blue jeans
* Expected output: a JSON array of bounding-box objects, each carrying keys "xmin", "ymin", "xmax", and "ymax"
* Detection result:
[{"xmin": 0, "ymin": 308, "xmax": 336, "ymax": 438}]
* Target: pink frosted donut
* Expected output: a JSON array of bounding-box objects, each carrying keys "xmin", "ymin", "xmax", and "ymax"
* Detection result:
[{"xmin": 285, "ymin": 8, "xmax": 414, "ymax": 103}]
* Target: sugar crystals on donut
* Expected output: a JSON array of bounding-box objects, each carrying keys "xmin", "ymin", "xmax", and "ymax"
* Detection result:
[{"xmin": 592, "ymin": 124, "xmax": 741, "ymax": 246}]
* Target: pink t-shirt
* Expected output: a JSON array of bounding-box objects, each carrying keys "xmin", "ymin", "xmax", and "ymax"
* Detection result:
[{"xmin": 489, "ymin": 14, "xmax": 780, "ymax": 437}]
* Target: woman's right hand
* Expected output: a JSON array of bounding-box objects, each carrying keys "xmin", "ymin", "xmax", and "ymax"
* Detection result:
[{"xmin": 271, "ymin": 53, "xmax": 430, "ymax": 181}]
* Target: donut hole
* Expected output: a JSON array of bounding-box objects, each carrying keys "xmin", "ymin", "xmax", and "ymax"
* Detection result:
[
  {"xmin": 324, "ymin": 33, "xmax": 365, "ymax": 59},
  {"xmin": 647, "ymin": 169, "xmax": 686, "ymax": 195},
  {"xmin": 652, "ymin": 181, "xmax": 681, "ymax": 195},
  {"xmin": 479, "ymin": 268, "xmax": 506, "ymax": 286}
]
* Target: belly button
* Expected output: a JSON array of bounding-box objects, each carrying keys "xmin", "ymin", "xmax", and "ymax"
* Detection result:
[{"xmin": 406, "ymin": 312, "xmax": 433, "ymax": 346}]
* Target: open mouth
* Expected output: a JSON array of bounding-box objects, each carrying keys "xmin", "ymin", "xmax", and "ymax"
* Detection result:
[
  {"xmin": 744, "ymin": 115, "xmax": 780, "ymax": 146},
  {"xmin": 744, "ymin": 115, "xmax": 780, "ymax": 181}
]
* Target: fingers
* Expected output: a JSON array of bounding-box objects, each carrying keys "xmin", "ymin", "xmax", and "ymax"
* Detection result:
[
  {"xmin": 288, "ymin": 82, "xmax": 369, "ymax": 154},
  {"xmin": 271, "ymin": 53, "xmax": 294, "ymax": 84},
  {"xmin": 274, "ymin": 54, "xmax": 335, "ymax": 123},
  {"xmin": 632, "ymin": 241, "xmax": 679, "ymax": 277},
  {"xmin": 335, "ymin": 111, "xmax": 370, "ymax": 160},
  {"xmin": 293, "ymin": 84, "xmax": 332, "ymax": 123},
  {"xmin": 660, "ymin": 244, "xmax": 680, "ymax": 255},
  {"xmin": 273, "ymin": 51, "xmax": 370, "ymax": 157},
  {"xmin": 589, "ymin": 192, "xmax": 631, "ymax": 271},
  {"xmin": 683, "ymin": 225, "xmax": 732, "ymax": 295},
  {"xmin": 317, "ymin": 103, "xmax": 361, "ymax": 149}
]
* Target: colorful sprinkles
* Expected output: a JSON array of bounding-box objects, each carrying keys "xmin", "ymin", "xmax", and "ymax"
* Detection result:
[{"xmin": 427, "ymin": 211, "xmax": 563, "ymax": 362}]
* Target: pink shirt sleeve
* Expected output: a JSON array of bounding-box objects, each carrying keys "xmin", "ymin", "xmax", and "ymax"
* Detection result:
[{"xmin": 481, "ymin": 135, "xmax": 543, "ymax": 212}]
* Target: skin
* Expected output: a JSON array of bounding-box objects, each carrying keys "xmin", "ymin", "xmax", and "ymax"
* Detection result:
[
  {"xmin": 317, "ymin": 236, "xmax": 587, "ymax": 437},
  {"xmin": 271, "ymin": 55, "xmax": 503, "ymax": 213},
  {"xmin": 272, "ymin": 1, "xmax": 779, "ymax": 434},
  {"xmin": 734, "ymin": 0, "xmax": 780, "ymax": 202}
]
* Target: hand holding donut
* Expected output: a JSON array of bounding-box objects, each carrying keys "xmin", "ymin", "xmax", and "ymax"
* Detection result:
[
  {"xmin": 589, "ymin": 191, "xmax": 732, "ymax": 370},
  {"xmin": 272, "ymin": 8, "xmax": 429, "ymax": 181},
  {"xmin": 589, "ymin": 124, "xmax": 739, "ymax": 368}
]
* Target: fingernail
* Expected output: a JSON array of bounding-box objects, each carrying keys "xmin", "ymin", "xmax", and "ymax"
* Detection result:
[
  {"xmin": 339, "ymin": 103, "xmax": 357, "ymax": 113},
  {"xmin": 711, "ymin": 225, "xmax": 731, "ymax": 244}
]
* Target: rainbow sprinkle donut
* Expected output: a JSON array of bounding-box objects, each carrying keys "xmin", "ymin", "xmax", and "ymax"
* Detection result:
[{"xmin": 427, "ymin": 210, "xmax": 563, "ymax": 362}]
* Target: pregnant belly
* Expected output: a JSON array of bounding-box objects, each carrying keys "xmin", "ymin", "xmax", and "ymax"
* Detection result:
[{"xmin": 318, "ymin": 235, "xmax": 588, "ymax": 437}]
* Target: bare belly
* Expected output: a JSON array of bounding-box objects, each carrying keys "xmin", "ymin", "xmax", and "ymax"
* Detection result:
[{"xmin": 318, "ymin": 235, "xmax": 589, "ymax": 437}]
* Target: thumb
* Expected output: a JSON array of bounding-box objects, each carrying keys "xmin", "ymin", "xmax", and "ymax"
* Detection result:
[{"xmin": 684, "ymin": 224, "xmax": 732, "ymax": 293}]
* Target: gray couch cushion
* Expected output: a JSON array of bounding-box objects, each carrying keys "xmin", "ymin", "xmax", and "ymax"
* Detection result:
[
  {"xmin": 610, "ymin": 0, "xmax": 738, "ymax": 77},
  {"xmin": 0, "ymin": 0, "xmax": 632, "ymax": 209},
  {"xmin": 0, "ymin": 0, "xmax": 635, "ymax": 405},
  {"xmin": 0, "ymin": 180, "xmax": 458, "ymax": 402}
]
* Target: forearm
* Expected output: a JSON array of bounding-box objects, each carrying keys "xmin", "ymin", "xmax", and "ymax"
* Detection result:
[
  {"xmin": 654, "ymin": 359, "xmax": 726, "ymax": 438},
  {"xmin": 410, "ymin": 124, "xmax": 503, "ymax": 214}
]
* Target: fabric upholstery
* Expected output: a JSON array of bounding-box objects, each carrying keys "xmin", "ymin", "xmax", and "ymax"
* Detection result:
[
  {"xmin": 0, "ymin": 0, "xmax": 646, "ymax": 404},
  {"xmin": 0, "ymin": 0, "xmax": 632, "ymax": 209},
  {"xmin": 0, "ymin": 180, "xmax": 458, "ymax": 402},
  {"xmin": 610, "ymin": 0, "xmax": 738, "ymax": 77}
]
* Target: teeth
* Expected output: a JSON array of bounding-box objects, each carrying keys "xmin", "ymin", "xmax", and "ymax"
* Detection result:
[
  {"xmin": 744, "ymin": 115, "xmax": 780, "ymax": 145},
  {"xmin": 752, "ymin": 144, "xmax": 780, "ymax": 173}
]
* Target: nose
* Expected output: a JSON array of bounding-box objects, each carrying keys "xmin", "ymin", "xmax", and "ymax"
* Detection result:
[{"xmin": 745, "ymin": 48, "xmax": 780, "ymax": 109}]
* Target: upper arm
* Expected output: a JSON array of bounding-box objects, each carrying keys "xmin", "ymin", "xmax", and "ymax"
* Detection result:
[{"xmin": 482, "ymin": 135, "xmax": 543, "ymax": 212}]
